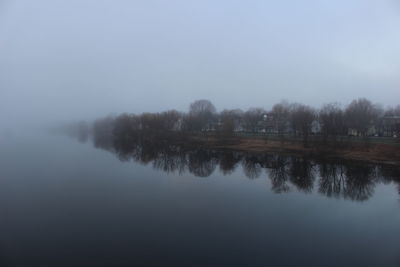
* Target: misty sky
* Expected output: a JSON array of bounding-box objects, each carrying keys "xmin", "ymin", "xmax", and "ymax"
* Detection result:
[{"xmin": 1, "ymin": 0, "xmax": 399, "ymax": 126}]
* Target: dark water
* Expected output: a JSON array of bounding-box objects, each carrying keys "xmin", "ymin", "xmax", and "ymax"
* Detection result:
[{"xmin": 0, "ymin": 132, "xmax": 399, "ymax": 267}]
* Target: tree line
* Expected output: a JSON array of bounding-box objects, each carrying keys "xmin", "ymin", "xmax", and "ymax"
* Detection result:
[{"xmin": 90, "ymin": 98, "xmax": 400, "ymax": 146}]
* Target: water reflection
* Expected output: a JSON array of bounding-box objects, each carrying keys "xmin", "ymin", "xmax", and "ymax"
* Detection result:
[{"xmin": 72, "ymin": 132, "xmax": 400, "ymax": 202}]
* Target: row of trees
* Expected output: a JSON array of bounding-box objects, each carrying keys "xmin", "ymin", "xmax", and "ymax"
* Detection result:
[{"xmin": 92, "ymin": 98, "xmax": 399, "ymax": 146}]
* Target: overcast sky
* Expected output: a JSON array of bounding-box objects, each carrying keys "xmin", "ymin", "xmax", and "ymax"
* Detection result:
[{"xmin": 1, "ymin": 0, "xmax": 399, "ymax": 127}]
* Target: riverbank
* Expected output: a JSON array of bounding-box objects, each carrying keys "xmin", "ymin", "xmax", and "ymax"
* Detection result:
[{"xmin": 185, "ymin": 135, "xmax": 400, "ymax": 166}]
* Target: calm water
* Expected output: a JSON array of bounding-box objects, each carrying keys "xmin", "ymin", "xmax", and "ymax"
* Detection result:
[{"xmin": 0, "ymin": 131, "xmax": 399, "ymax": 267}]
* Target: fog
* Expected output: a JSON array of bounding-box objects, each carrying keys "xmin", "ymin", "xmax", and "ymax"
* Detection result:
[{"xmin": 1, "ymin": 0, "xmax": 400, "ymax": 132}]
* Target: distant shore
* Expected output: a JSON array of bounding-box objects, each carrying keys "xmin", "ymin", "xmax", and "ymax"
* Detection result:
[{"xmin": 182, "ymin": 134, "xmax": 400, "ymax": 166}]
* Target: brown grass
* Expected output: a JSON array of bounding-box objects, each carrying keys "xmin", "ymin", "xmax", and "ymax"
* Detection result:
[{"xmin": 188, "ymin": 135, "xmax": 400, "ymax": 166}]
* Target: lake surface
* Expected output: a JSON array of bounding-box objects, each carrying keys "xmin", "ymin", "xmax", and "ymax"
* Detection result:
[{"xmin": 0, "ymin": 131, "xmax": 399, "ymax": 266}]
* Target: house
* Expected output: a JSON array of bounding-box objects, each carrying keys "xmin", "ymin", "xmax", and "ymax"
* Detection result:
[
  {"xmin": 380, "ymin": 116, "xmax": 400, "ymax": 137},
  {"xmin": 347, "ymin": 125, "xmax": 377, "ymax": 137},
  {"xmin": 311, "ymin": 120, "xmax": 321, "ymax": 134}
]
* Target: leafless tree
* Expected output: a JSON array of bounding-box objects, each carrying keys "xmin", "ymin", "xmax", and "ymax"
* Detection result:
[
  {"xmin": 189, "ymin": 99, "xmax": 216, "ymax": 115},
  {"xmin": 140, "ymin": 113, "xmax": 161, "ymax": 131},
  {"xmin": 319, "ymin": 103, "xmax": 345, "ymax": 143},
  {"xmin": 271, "ymin": 101, "xmax": 291, "ymax": 134},
  {"xmin": 345, "ymin": 98, "xmax": 382, "ymax": 136},
  {"xmin": 187, "ymin": 99, "xmax": 217, "ymax": 131},
  {"xmin": 381, "ymin": 106, "xmax": 400, "ymax": 137},
  {"xmin": 160, "ymin": 110, "xmax": 182, "ymax": 131},
  {"xmin": 243, "ymin": 108, "xmax": 265, "ymax": 132},
  {"xmin": 290, "ymin": 104, "xmax": 316, "ymax": 145},
  {"xmin": 219, "ymin": 109, "xmax": 243, "ymax": 134},
  {"xmin": 113, "ymin": 113, "xmax": 140, "ymax": 138},
  {"xmin": 384, "ymin": 105, "xmax": 400, "ymax": 116}
]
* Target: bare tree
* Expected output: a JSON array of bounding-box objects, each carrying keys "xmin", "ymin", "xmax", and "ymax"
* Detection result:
[
  {"xmin": 140, "ymin": 113, "xmax": 161, "ymax": 131},
  {"xmin": 290, "ymin": 104, "xmax": 316, "ymax": 145},
  {"xmin": 113, "ymin": 113, "xmax": 140, "ymax": 139},
  {"xmin": 345, "ymin": 98, "xmax": 381, "ymax": 136},
  {"xmin": 160, "ymin": 110, "xmax": 182, "ymax": 131},
  {"xmin": 271, "ymin": 101, "xmax": 291, "ymax": 134},
  {"xmin": 384, "ymin": 105, "xmax": 400, "ymax": 116},
  {"xmin": 187, "ymin": 99, "xmax": 217, "ymax": 131},
  {"xmin": 319, "ymin": 103, "xmax": 345, "ymax": 143},
  {"xmin": 189, "ymin": 99, "xmax": 216, "ymax": 115},
  {"xmin": 243, "ymin": 108, "xmax": 265, "ymax": 132},
  {"xmin": 219, "ymin": 109, "xmax": 243, "ymax": 134}
]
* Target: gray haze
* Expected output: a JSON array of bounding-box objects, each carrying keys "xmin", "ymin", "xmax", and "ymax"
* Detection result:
[{"xmin": 1, "ymin": 0, "xmax": 400, "ymax": 130}]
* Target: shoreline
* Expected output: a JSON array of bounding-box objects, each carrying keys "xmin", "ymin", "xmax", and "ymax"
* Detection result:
[{"xmin": 183, "ymin": 135, "xmax": 400, "ymax": 166}]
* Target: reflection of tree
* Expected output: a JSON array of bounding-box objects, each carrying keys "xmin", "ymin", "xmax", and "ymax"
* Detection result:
[
  {"xmin": 92, "ymin": 116, "xmax": 115, "ymax": 151},
  {"xmin": 137, "ymin": 141, "xmax": 160, "ymax": 165},
  {"xmin": 61, "ymin": 121, "xmax": 90, "ymax": 143},
  {"xmin": 188, "ymin": 150, "xmax": 217, "ymax": 177},
  {"xmin": 219, "ymin": 151, "xmax": 242, "ymax": 175},
  {"xmin": 289, "ymin": 157, "xmax": 315, "ymax": 193},
  {"xmin": 318, "ymin": 162, "xmax": 346, "ymax": 199},
  {"xmin": 318, "ymin": 161, "xmax": 378, "ymax": 201},
  {"xmin": 378, "ymin": 166, "xmax": 400, "ymax": 196},
  {"xmin": 113, "ymin": 136, "xmax": 139, "ymax": 162},
  {"xmin": 267, "ymin": 155, "xmax": 291, "ymax": 193},
  {"xmin": 242, "ymin": 154, "xmax": 262, "ymax": 179},
  {"xmin": 344, "ymin": 164, "xmax": 376, "ymax": 201},
  {"xmin": 70, "ymin": 127, "xmax": 400, "ymax": 201},
  {"xmin": 152, "ymin": 148, "xmax": 187, "ymax": 174}
]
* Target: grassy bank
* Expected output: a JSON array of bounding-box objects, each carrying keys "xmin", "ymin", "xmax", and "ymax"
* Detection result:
[{"xmin": 186, "ymin": 134, "xmax": 400, "ymax": 166}]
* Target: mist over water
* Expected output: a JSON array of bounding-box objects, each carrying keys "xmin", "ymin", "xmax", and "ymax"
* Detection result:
[
  {"xmin": 1, "ymin": 1, "xmax": 400, "ymax": 266},
  {"xmin": 67, "ymin": 127, "xmax": 400, "ymax": 202},
  {"xmin": 0, "ymin": 127, "xmax": 398, "ymax": 266},
  {"xmin": 1, "ymin": 0, "xmax": 400, "ymax": 134}
]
